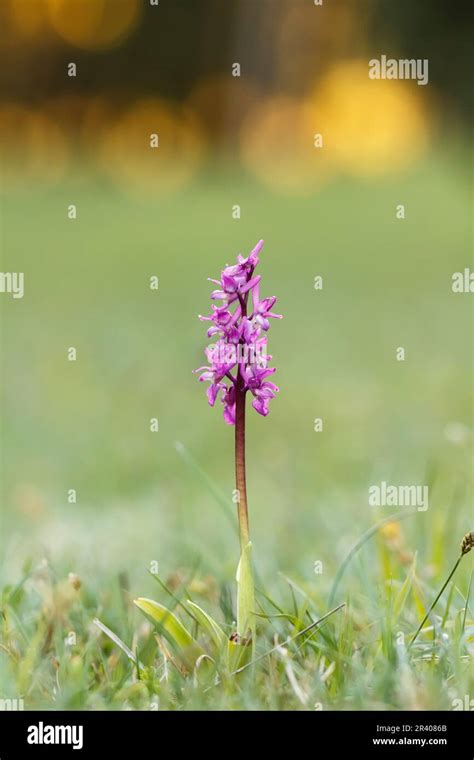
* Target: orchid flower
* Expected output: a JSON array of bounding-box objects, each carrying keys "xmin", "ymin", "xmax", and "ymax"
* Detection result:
[{"xmin": 194, "ymin": 240, "xmax": 282, "ymax": 640}]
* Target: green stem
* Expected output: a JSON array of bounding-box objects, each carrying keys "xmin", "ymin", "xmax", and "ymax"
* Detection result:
[
  {"xmin": 409, "ymin": 553, "xmax": 463, "ymax": 648},
  {"xmin": 235, "ymin": 384, "xmax": 249, "ymax": 549}
]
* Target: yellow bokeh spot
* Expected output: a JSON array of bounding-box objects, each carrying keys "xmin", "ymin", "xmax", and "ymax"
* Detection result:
[
  {"xmin": 306, "ymin": 59, "xmax": 430, "ymax": 177},
  {"xmin": 80, "ymin": 96, "xmax": 118, "ymax": 157},
  {"xmin": 239, "ymin": 96, "xmax": 331, "ymax": 195},
  {"xmin": 47, "ymin": 0, "xmax": 141, "ymax": 50},
  {"xmin": 0, "ymin": 104, "xmax": 69, "ymax": 189},
  {"xmin": 9, "ymin": 0, "xmax": 52, "ymax": 39},
  {"xmin": 379, "ymin": 521, "xmax": 403, "ymax": 543},
  {"xmin": 99, "ymin": 98, "xmax": 204, "ymax": 196}
]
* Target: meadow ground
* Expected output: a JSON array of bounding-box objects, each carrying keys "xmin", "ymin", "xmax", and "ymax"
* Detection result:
[{"xmin": 0, "ymin": 157, "xmax": 472, "ymax": 709}]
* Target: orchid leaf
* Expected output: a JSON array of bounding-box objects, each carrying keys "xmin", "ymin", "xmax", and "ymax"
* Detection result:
[
  {"xmin": 134, "ymin": 598, "xmax": 205, "ymax": 669},
  {"xmin": 236, "ymin": 541, "xmax": 255, "ymax": 639},
  {"xmin": 187, "ymin": 600, "xmax": 226, "ymax": 651}
]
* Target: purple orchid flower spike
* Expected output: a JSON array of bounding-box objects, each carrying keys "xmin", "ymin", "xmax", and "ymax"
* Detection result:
[
  {"xmin": 194, "ymin": 239, "xmax": 281, "ymax": 427},
  {"xmin": 194, "ymin": 240, "xmax": 282, "ymax": 557}
]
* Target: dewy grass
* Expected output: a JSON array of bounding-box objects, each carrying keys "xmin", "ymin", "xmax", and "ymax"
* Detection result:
[
  {"xmin": 79, "ymin": 238, "xmax": 470, "ymax": 704},
  {"xmin": 409, "ymin": 531, "xmax": 474, "ymax": 648}
]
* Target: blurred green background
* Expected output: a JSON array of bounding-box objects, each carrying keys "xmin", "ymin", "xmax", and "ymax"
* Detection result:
[{"xmin": 0, "ymin": 0, "xmax": 472, "ymax": 603}]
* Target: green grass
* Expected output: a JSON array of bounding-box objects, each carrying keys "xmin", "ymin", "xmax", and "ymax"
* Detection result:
[{"xmin": 0, "ymin": 156, "xmax": 472, "ymax": 709}]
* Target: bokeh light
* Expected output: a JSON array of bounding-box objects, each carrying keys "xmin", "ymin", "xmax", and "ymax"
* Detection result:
[
  {"xmin": 8, "ymin": 0, "xmax": 52, "ymax": 41},
  {"xmin": 305, "ymin": 59, "xmax": 431, "ymax": 177},
  {"xmin": 79, "ymin": 96, "xmax": 119, "ymax": 159},
  {"xmin": 0, "ymin": 103, "xmax": 69, "ymax": 188},
  {"xmin": 187, "ymin": 75, "xmax": 262, "ymax": 155},
  {"xmin": 239, "ymin": 95, "xmax": 332, "ymax": 194},
  {"xmin": 273, "ymin": 2, "xmax": 360, "ymax": 93},
  {"xmin": 47, "ymin": 0, "xmax": 141, "ymax": 51},
  {"xmin": 99, "ymin": 98, "xmax": 205, "ymax": 196},
  {"xmin": 44, "ymin": 94, "xmax": 90, "ymax": 135}
]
